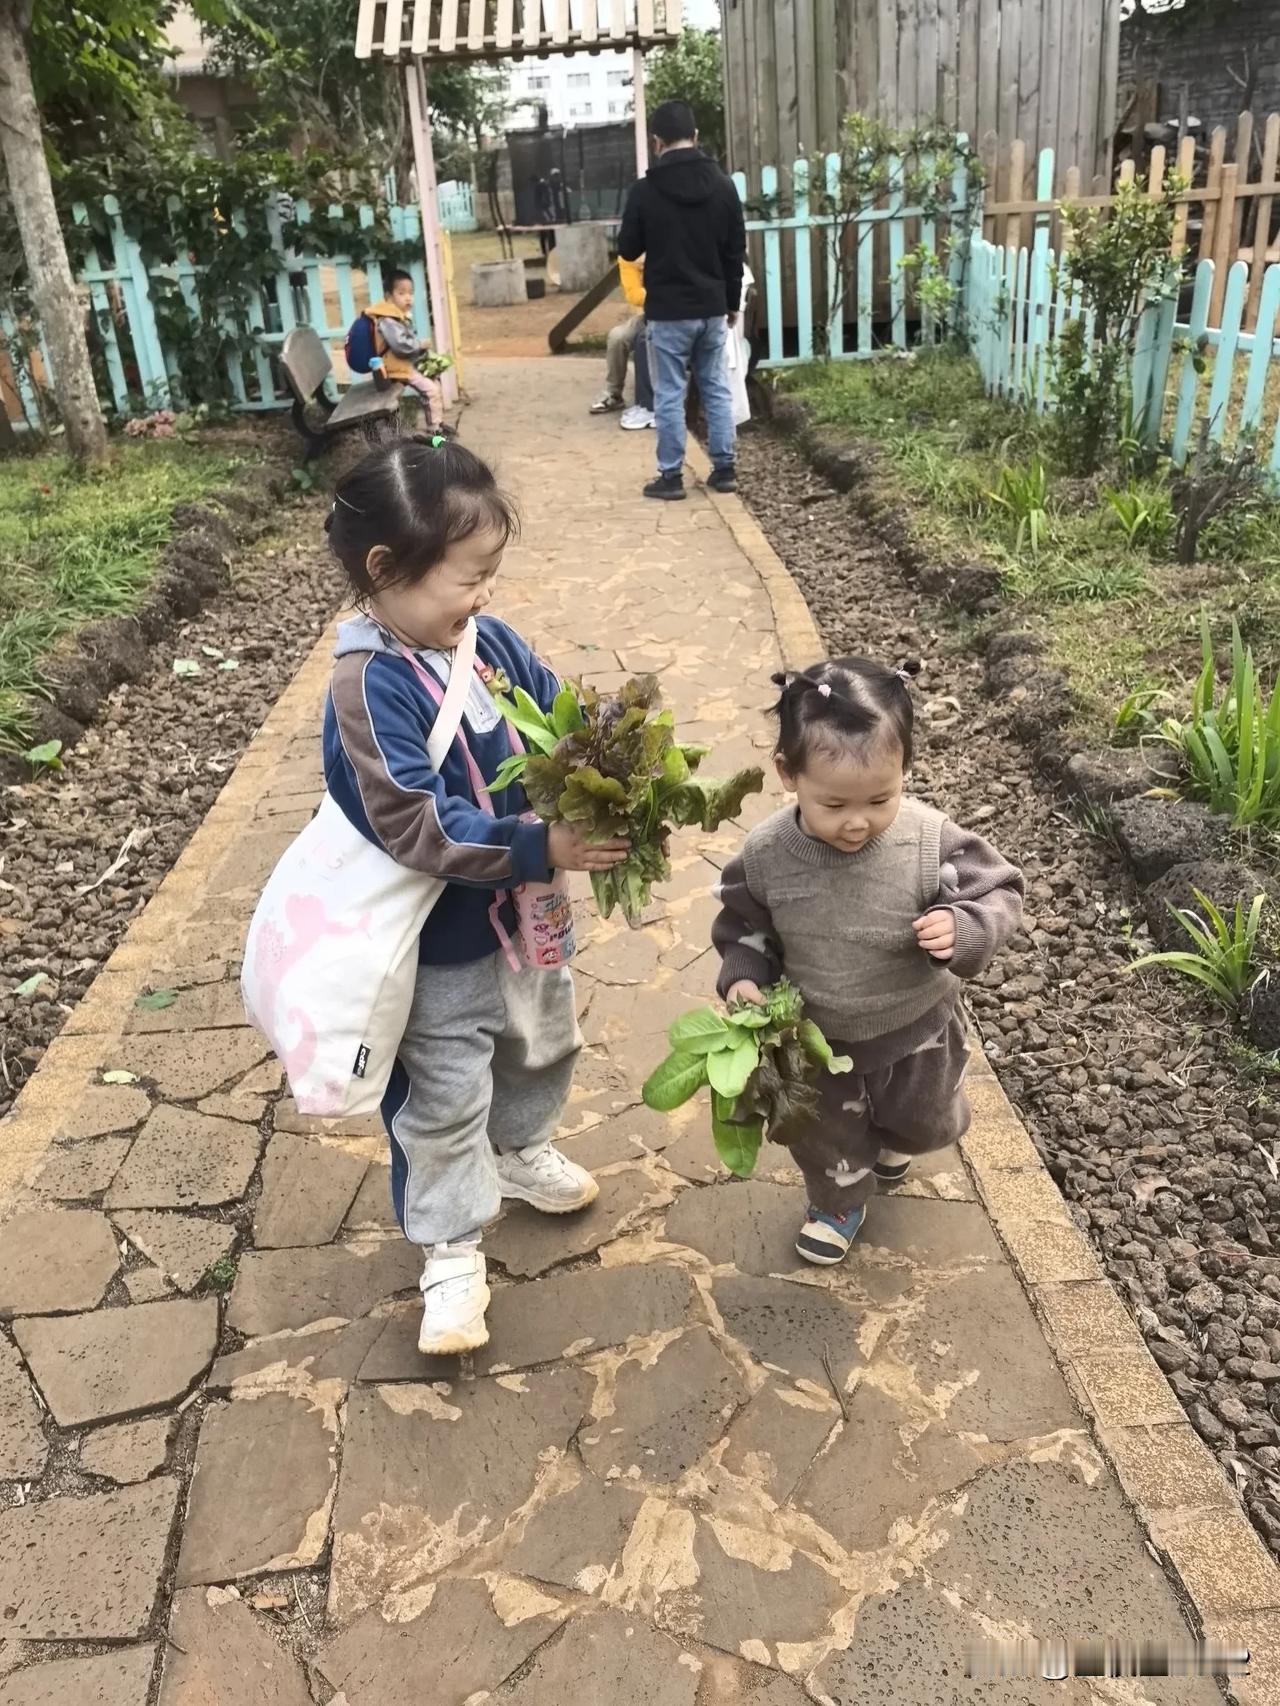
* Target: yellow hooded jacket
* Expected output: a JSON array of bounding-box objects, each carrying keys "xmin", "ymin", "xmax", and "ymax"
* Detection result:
[
  {"xmin": 365, "ymin": 298, "xmax": 422, "ymax": 380},
  {"xmin": 618, "ymin": 256, "xmax": 645, "ymax": 309}
]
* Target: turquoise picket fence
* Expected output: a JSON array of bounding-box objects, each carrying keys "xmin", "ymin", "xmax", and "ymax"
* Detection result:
[
  {"xmin": 965, "ymin": 230, "xmax": 1280, "ymax": 488},
  {"xmin": 0, "ymin": 195, "xmax": 431, "ymax": 432},
  {"xmin": 437, "ymin": 180, "xmax": 478, "ymax": 233},
  {"xmin": 733, "ymin": 150, "xmax": 974, "ymax": 366}
]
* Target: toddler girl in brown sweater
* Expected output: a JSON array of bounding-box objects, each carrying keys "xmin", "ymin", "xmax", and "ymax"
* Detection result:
[{"xmin": 711, "ymin": 656, "xmax": 1024, "ymax": 1264}]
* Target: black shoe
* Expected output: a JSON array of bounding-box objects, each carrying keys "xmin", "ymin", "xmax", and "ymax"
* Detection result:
[
  {"xmin": 708, "ymin": 462, "xmax": 737, "ymax": 493},
  {"xmin": 644, "ymin": 471, "xmax": 686, "ymax": 501}
]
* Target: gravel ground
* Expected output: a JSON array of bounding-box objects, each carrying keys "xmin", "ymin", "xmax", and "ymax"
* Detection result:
[
  {"xmin": 0, "ymin": 501, "xmax": 344, "ymax": 1121},
  {"xmin": 734, "ymin": 423, "xmax": 1280, "ymax": 1559}
]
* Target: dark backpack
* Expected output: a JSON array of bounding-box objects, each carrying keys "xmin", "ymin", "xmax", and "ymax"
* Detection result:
[{"xmin": 345, "ymin": 312, "xmax": 377, "ymax": 374}]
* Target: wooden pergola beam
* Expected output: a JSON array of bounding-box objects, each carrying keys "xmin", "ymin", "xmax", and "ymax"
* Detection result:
[{"xmin": 356, "ymin": 0, "xmax": 681, "ymax": 62}]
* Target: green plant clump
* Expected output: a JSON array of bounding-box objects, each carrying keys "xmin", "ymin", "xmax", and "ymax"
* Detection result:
[
  {"xmin": 642, "ymin": 980, "xmax": 851, "ymax": 1177},
  {"xmin": 1159, "ymin": 614, "xmax": 1280, "ymax": 828},
  {"xmin": 493, "ymin": 675, "xmax": 764, "ymax": 928},
  {"xmin": 1129, "ymin": 888, "xmax": 1265, "ymax": 1011}
]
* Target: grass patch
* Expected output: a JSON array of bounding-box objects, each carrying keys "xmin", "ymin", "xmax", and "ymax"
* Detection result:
[
  {"xmin": 0, "ymin": 437, "xmax": 250, "ymax": 750},
  {"xmin": 776, "ymin": 348, "xmax": 1280, "ymax": 744}
]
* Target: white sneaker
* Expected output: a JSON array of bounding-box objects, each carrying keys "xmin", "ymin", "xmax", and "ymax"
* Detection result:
[
  {"xmin": 620, "ymin": 405, "xmax": 655, "ymax": 430},
  {"xmin": 418, "ymin": 1245, "xmax": 490, "ymax": 1355},
  {"xmin": 495, "ymin": 1142, "xmax": 599, "ymax": 1214},
  {"xmin": 590, "ymin": 391, "xmax": 624, "ymax": 414}
]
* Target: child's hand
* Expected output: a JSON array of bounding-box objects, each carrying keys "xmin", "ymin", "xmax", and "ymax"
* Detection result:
[
  {"xmin": 726, "ymin": 979, "xmax": 764, "ymax": 1007},
  {"xmin": 547, "ymin": 822, "xmax": 630, "ymax": 873},
  {"xmin": 913, "ymin": 908, "xmax": 956, "ymax": 961}
]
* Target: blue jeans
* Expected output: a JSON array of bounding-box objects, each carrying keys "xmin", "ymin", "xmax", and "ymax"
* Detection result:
[
  {"xmin": 634, "ymin": 323, "xmax": 654, "ymax": 412},
  {"xmin": 647, "ymin": 316, "xmax": 736, "ymax": 475}
]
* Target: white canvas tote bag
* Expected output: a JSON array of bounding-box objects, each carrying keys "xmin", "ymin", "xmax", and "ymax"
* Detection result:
[{"xmin": 241, "ymin": 619, "xmax": 478, "ymax": 1117}]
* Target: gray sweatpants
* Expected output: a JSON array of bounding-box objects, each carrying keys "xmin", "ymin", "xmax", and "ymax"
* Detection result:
[{"xmin": 381, "ymin": 954, "xmax": 582, "ymax": 1247}]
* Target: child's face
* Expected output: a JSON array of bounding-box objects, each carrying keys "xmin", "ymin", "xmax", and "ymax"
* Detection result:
[
  {"xmin": 367, "ymin": 525, "xmax": 505, "ymax": 650},
  {"xmin": 779, "ymin": 743, "xmax": 904, "ymax": 854},
  {"xmin": 390, "ymin": 277, "xmax": 414, "ymax": 313}
]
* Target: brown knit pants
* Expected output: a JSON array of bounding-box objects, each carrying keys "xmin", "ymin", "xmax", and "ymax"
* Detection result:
[{"xmin": 784, "ymin": 1012, "xmax": 972, "ymax": 1216}]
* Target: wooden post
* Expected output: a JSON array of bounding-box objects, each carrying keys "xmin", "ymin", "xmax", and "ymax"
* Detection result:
[
  {"xmin": 1245, "ymin": 113, "xmax": 1280, "ymax": 330},
  {"xmin": 1210, "ymin": 161, "xmax": 1239, "ymax": 325},
  {"xmin": 405, "ymin": 57, "xmax": 459, "ymax": 408},
  {"xmin": 633, "ymin": 45, "xmax": 649, "ymax": 177}
]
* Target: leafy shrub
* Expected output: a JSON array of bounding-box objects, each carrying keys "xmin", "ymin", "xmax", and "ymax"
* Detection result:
[
  {"xmin": 986, "ymin": 456, "xmax": 1050, "ymax": 556},
  {"xmin": 1104, "ymin": 481, "xmax": 1175, "ymax": 553}
]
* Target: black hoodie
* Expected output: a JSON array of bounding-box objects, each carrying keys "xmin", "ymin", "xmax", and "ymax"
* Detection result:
[{"xmin": 617, "ymin": 147, "xmax": 746, "ymax": 322}]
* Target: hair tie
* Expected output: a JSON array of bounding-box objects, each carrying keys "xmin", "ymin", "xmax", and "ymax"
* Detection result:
[
  {"xmin": 429, "ymin": 433, "xmax": 447, "ymax": 448},
  {"xmin": 817, "ymin": 683, "xmax": 832, "ymax": 697}
]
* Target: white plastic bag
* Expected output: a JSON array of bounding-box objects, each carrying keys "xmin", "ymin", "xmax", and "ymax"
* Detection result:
[
  {"xmin": 724, "ymin": 264, "xmax": 754, "ymax": 428},
  {"xmin": 241, "ymin": 620, "xmax": 477, "ymax": 1118}
]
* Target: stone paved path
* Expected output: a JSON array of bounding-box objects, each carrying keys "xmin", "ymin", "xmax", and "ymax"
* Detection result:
[{"xmin": 0, "ymin": 358, "xmax": 1263, "ymax": 1704}]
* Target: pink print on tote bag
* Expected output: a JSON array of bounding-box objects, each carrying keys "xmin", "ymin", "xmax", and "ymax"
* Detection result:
[{"xmin": 403, "ymin": 649, "xmax": 575, "ymax": 970}]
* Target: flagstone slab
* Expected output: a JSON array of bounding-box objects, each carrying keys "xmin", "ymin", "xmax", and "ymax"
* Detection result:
[
  {"xmin": 0, "ymin": 1339, "xmax": 47, "ymax": 1479},
  {"xmin": 14, "ymin": 1298, "xmax": 218, "ymax": 1426},
  {"xmin": 124, "ymin": 1268, "xmax": 174, "ymax": 1303},
  {"xmin": 0, "ymin": 1479, "xmax": 177, "ymax": 1637},
  {"xmin": 80, "ymin": 1415, "xmax": 174, "ymax": 1484},
  {"xmin": 470, "ymin": 1262, "xmax": 694, "ymax": 1376},
  {"xmin": 114, "ymin": 1211, "xmax": 236, "ymax": 1292},
  {"xmin": 59, "ymin": 1086, "xmax": 152, "ymax": 1140},
  {"xmin": 32, "ymin": 1139, "xmax": 131, "ymax": 1200},
  {"xmin": 505, "ymin": 1474, "xmax": 645, "ymax": 1592},
  {"xmin": 158, "ymin": 1588, "xmax": 313, "ymax": 1706},
  {"xmin": 487, "ymin": 1169, "xmax": 670, "ymax": 1278},
  {"xmin": 580, "ymin": 1327, "xmax": 746, "ymax": 1483},
  {"xmin": 252, "ymin": 1133, "xmax": 368, "ymax": 1248},
  {"xmin": 496, "ymin": 1608, "xmax": 698, "ymax": 1705},
  {"xmin": 344, "ymin": 1163, "xmax": 397, "ymax": 1232},
  {"xmin": 178, "ymin": 1393, "xmax": 336, "ymax": 1584},
  {"xmin": 329, "ymin": 1368, "xmax": 593, "ymax": 1622},
  {"xmin": 720, "ymin": 1381, "xmax": 838, "ymax": 1501},
  {"xmin": 0, "ymin": 1646, "xmax": 156, "ymax": 1706},
  {"xmin": 711, "ymin": 1272, "xmax": 866, "ymax": 1390},
  {"xmin": 892, "ymin": 1262, "xmax": 1080, "ymax": 1442},
  {"xmin": 794, "ymin": 1382, "xmax": 984, "ymax": 1552},
  {"xmin": 212, "ymin": 1317, "xmax": 389, "ymax": 1392},
  {"xmin": 663, "ymin": 1182, "xmax": 811, "ymax": 1277},
  {"xmin": 316, "ymin": 1577, "xmax": 566, "ymax": 1706},
  {"xmin": 124, "ymin": 981, "xmax": 250, "ymax": 1034},
  {"xmin": 655, "ymin": 1516, "xmax": 845, "ymax": 1659},
  {"xmin": 110, "ymin": 1030, "xmax": 271, "ymax": 1099},
  {"xmin": 105, "ymin": 1106, "xmax": 261, "ymax": 1209},
  {"xmin": 227, "ymin": 1241, "xmax": 421, "ymax": 1337},
  {"xmin": 0, "ymin": 1209, "xmax": 120, "ymax": 1317}
]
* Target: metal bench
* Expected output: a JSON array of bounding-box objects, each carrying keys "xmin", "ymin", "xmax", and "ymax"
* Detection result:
[{"xmin": 280, "ymin": 326, "xmax": 400, "ymax": 461}]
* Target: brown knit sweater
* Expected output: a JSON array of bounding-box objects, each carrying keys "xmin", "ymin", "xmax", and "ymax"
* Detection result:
[{"xmin": 712, "ymin": 800, "xmax": 1024, "ymax": 1067}]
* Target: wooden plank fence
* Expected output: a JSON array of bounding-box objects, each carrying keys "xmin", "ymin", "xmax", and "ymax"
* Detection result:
[
  {"xmin": 983, "ymin": 110, "xmax": 1280, "ymax": 332},
  {"xmin": 1, "ymin": 197, "xmax": 432, "ymax": 433}
]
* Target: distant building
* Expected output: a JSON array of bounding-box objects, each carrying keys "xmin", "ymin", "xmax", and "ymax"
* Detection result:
[
  {"xmin": 160, "ymin": 3, "xmax": 256, "ymax": 158},
  {"xmin": 504, "ymin": 52, "xmax": 635, "ymax": 130}
]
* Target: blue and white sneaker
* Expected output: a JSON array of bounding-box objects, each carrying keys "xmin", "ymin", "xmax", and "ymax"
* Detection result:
[{"xmin": 796, "ymin": 1203, "xmax": 866, "ymax": 1265}]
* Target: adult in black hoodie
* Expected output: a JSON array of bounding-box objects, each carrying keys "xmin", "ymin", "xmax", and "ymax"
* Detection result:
[{"xmin": 617, "ymin": 99, "xmax": 746, "ymax": 500}]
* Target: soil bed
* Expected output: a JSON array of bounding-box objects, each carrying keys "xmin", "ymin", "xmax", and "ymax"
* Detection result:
[
  {"xmin": 0, "ymin": 492, "xmax": 343, "ymax": 1122},
  {"xmin": 734, "ymin": 422, "xmax": 1280, "ymax": 1560}
]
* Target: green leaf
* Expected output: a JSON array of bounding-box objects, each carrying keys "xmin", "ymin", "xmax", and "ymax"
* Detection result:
[
  {"xmin": 218, "ymin": 658, "xmax": 240, "ymax": 671},
  {"xmin": 798, "ymin": 1018, "xmax": 836, "ymax": 1068},
  {"xmin": 492, "ymin": 753, "xmax": 530, "ymax": 793},
  {"xmin": 550, "ymin": 686, "xmax": 585, "ymax": 738},
  {"xmin": 172, "ymin": 658, "xmax": 201, "ymax": 676},
  {"xmin": 200, "ymin": 643, "xmax": 224, "ymax": 658},
  {"xmin": 642, "ymin": 1050, "xmax": 710, "ymax": 1111},
  {"xmin": 102, "ymin": 1069, "xmax": 138, "ymax": 1084},
  {"xmin": 668, "ymin": 1007, "xmax": 733, "ymax": 1052},
  {"xmin": 493, "ymin": 689, "xmax": 558, "ymax": 753},
  {"xmin": 13, "ymin": 973, "xmax": 48, "ymax": 998},
  {"xmin": 590, "ymin": 869, "xmax": 619, "ymax": 919},
  {"xmin": 135, "ymin": 988, "xmax": 177, "ymax": 1011},
  {"xmin": 22, "ymin": 739, "xmax": 63, "ymax": 768},
  {"xmin": 711, "ymin": 1093, "xmax": 762, "ymax": 1177},
  {"xmin": 726, "ymin": 1006, "xmax": 771, "ymax": 1029},
  {"xmin": 828, "ymin": 1051, "xmax": 854, "ymax": 1075},
  {"xmin": 707, "ymin": 1033, "xmax": 760, "ymax": 1098}
]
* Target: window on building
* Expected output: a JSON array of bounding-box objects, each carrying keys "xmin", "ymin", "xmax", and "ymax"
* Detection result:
[
  {"xmin": 609, "ymin": 100, "xmax": 627, "ymax": 117},
  {"xmin": 567, "ymin": 70, "xmax": 590, "ymax": 86},
  {"xmin": 526, "ymin": 73, "xmax": 550, "ymax": 89},
  {"xmin": 569, "ymin": 100, "xmax": 594, "ymax": 117},
  {"xmin": 607, "ymin": 69, "xmax": 628, "ymax": 86}
]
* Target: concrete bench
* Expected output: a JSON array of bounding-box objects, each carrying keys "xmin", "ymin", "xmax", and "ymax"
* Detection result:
[{"xmin": 279, "ymin": 327, "xmax": 400, "ymax": 461}]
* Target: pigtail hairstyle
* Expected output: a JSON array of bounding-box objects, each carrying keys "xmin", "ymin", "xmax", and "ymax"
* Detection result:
[
  {"xmin": 771, "ymin": 656, "xmax": 921, "ymax": 772},
  {"xmin": 325, "ymin": 434, "xmax": 518, "ymax": 598}
]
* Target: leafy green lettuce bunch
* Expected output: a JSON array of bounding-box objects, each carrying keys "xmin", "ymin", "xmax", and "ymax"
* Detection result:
[
  {"xmin": 642, "ymin": 979, "xmax": 852, "ymax": 1176},
  {"xmin": 493, "ymin": 674, "xmax": 763, "ymax": 927}
]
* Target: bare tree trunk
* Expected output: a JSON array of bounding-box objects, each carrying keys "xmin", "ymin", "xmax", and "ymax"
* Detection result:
[{"xmin": 0, "ymin": 0, "xmax": 106, "ymax": 463}]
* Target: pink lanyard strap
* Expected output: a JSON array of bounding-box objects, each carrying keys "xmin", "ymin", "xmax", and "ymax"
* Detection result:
[{"xmin": 399, "ymin": 644, "xmax": 526, "ymax": 969}]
